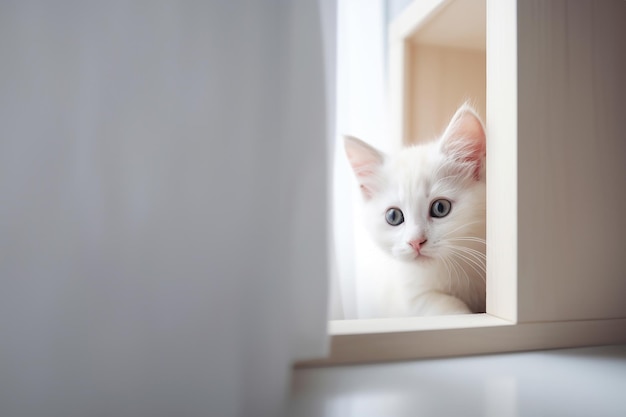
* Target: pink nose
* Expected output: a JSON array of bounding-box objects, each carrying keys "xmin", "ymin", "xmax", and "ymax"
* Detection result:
[{"xmin": 408, "ymin": 238, "xmax": 427, "ymax": 252}]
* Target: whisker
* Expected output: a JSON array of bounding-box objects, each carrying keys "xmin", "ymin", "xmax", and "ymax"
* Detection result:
[
  {"xmin": 447, "ymin": 247, "xmax": 486, "ymax": 281},
  {"xmin": 448, "ymin": 245, "xmax": 487, "ymax": 265},
  {"xmin": 448, "ymin": 237, "xmax": 486, "ymax": 244},
  {"xmin": 449, "ymin": 255, "xmax": 470, "ymax": 290},
  {"xmin": 438, "ymin": 221, "xmax": 485, "ymax": 240},
  {"xmin": 445, "ymin": 255, "xmax": 461, "ymax": 293},
  {"xmin": 442, "ymin": 257, "xmax": 453, "ymax": 294},
  {"xmin": 447, "ymin": 245, "xmax": 487, "ymax": 261},
  {"xmin": 447, "ymin": 244, "xmax": 486, "ymax": 263}
]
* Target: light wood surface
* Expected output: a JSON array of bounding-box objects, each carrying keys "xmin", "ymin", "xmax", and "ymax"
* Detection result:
[
  {"xmin": 407, "ymin": 43, "xmax": 485, "ymax": 144},
  {"xmin": 516, "ymin": 0, "xmax": 626, "ymax": 323},
  {"xmin": 298, "ymin": 316, "xmax": 626, "ymax": 366},
  {"xmin": 486, "ymin": 0, "xmax": 518, "ymax": 322}
]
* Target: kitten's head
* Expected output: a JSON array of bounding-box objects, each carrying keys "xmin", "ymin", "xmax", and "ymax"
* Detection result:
[{"xmin": 345, "ymin": 103, "xmax": 486, "ymax": 263}]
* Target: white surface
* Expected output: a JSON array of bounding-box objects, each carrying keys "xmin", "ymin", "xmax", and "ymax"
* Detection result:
[
  {"xmin": 0, "ymin": 1, "xmax": 332, "ymax": 416},
  {"xmin": 329, "ymin": 313, "xmax": 508, "ymax": 335},
  {"xmin": 485, "ymin": 0, "xmax": 518, "ymax": 321},
  {"xmin": 515, "ymin": 0, "xmax": 626, "ymax": 322},
  {"xmin": 290, "ymin": 344, "xmax": 626, "ymax": 417}
]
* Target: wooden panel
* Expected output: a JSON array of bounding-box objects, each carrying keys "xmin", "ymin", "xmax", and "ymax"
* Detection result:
[
  {"xmin": 298, "ymin": 316, "xmax": 626, "ymax": 366},
  {"xmin": 388, "ymin": 0, "xmax": 448, "ymax": 41},
  {"xmin": 516, "ymin": 1, "xmax": 626, "ymax": 322},
  {"xmin": 408, "ymin": 0, "xmax": 486, "ymax": 50},
  {"xmin": 388, "ymin": 0, "xmax": 449, "ymax": 148},
  {"xmin": 407, "ymin": 43, "xmax": 486, "ymax": 144},
  {"xmin": 485, "ymin": 0, "xmax": 518, "ymax": 321},
  {"xmin": 389, "ymin": 0, "xmax": 486, "ymax": 145}
]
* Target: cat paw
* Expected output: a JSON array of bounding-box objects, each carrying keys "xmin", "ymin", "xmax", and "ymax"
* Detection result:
[{"xmin": 410, "ymin": 291, "xmax": 472, "ymax": 316}]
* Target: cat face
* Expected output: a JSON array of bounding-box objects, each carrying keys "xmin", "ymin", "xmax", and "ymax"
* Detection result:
[{"xmin": 345, "ymin": 104, "xmax": 486, "ymax": 264}]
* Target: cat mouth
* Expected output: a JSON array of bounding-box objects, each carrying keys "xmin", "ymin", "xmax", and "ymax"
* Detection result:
[
  {"xmin": 410, "ymin": 246, "xmax": 431, "ymax": 260},
  {"xmin": 393, "ymin": 247, "xmax": 433, "ymax": 262},
  {"xmin": 414, "ymin": 253, "xmax": 432, "ymax": 261},
  {"xmin": 397, "ymin": 251, "xmax": 431, "ymax": 262}
]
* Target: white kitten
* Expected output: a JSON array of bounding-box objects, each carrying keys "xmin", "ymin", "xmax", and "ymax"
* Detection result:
[{"xmin": 345, "ymin": 104, "xmax": 486, "ymax": 316}]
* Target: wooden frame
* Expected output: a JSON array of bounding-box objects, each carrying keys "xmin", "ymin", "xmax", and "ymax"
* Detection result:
[
  {"xmin": 390, "ymin": 0, "xmax": 487, "ymax": 147},
  {"xmin": 299, "ymin": 316, "xmax": 626, "ymax": 366},
  {"xmin": 297, "ymin": 0, "xmax": 626, "ymax": 367}
]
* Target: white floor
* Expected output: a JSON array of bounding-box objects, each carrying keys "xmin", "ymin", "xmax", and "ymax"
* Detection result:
[{"xmin": 290, "ymin": 344, "xmax": 626, "ymax": 417}]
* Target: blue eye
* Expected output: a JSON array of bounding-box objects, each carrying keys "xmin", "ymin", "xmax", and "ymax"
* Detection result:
[
  {"xmin": 385, "ymin": 208, "xmax": 404, "ymax": 226},
  {"xmin": 430, "ymin": 199, "xmax": 452, "ymax": 218}
]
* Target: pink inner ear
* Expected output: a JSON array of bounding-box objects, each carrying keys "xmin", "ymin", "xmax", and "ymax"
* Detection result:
[
  {"xmin": 346, "ymin": 153, "xmax": 377, "ymax": 179},
  {"xmin": 359, "ymin": 184, "xmax": 373, "ymax": 199},
  {"xmin": 353, "ymin": 167, "xmax": 376, "ymax": 178},
  {"xmin": 442, "ymin": 109, "xmax": 486, "ymax": 179},
  {"xmin": 344, "ymin": 135, "xmax": 385, "ymax": 199},
  {"xmin": 455, "ymin": 113, "xmax": 485, "ymax": 146},
  {"xmin": 351, "ymin": 163, "xmax": 379, "ymax": 199}
]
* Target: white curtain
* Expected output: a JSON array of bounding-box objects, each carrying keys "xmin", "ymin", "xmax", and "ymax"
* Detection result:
[
  {"xmin": 331, "ymin": 0, "xmax": 388, "ymax": 319},
  {"xmin": 0, "ymin": 1, "xmax": 333, "ymax": 416}
]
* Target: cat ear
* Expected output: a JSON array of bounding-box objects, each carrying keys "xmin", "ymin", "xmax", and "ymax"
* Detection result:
[
  {"xmin": 440, "ymin": 103, "xmax": 486, "ymax": 180},
  {"xmin": 344, "ymin": 135, "xmax": 385, "ymax": 199}
]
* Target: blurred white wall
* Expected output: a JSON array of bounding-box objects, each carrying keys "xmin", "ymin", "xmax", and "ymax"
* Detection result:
[{"xmin": 0, "ymin": 1, "xmax": 332, "ymax": 416}]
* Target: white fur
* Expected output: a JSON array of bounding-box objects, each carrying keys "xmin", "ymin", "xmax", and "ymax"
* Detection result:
[{"xmin": 345, "ymin": 104, "xmax": 486, "ymax": 316}]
